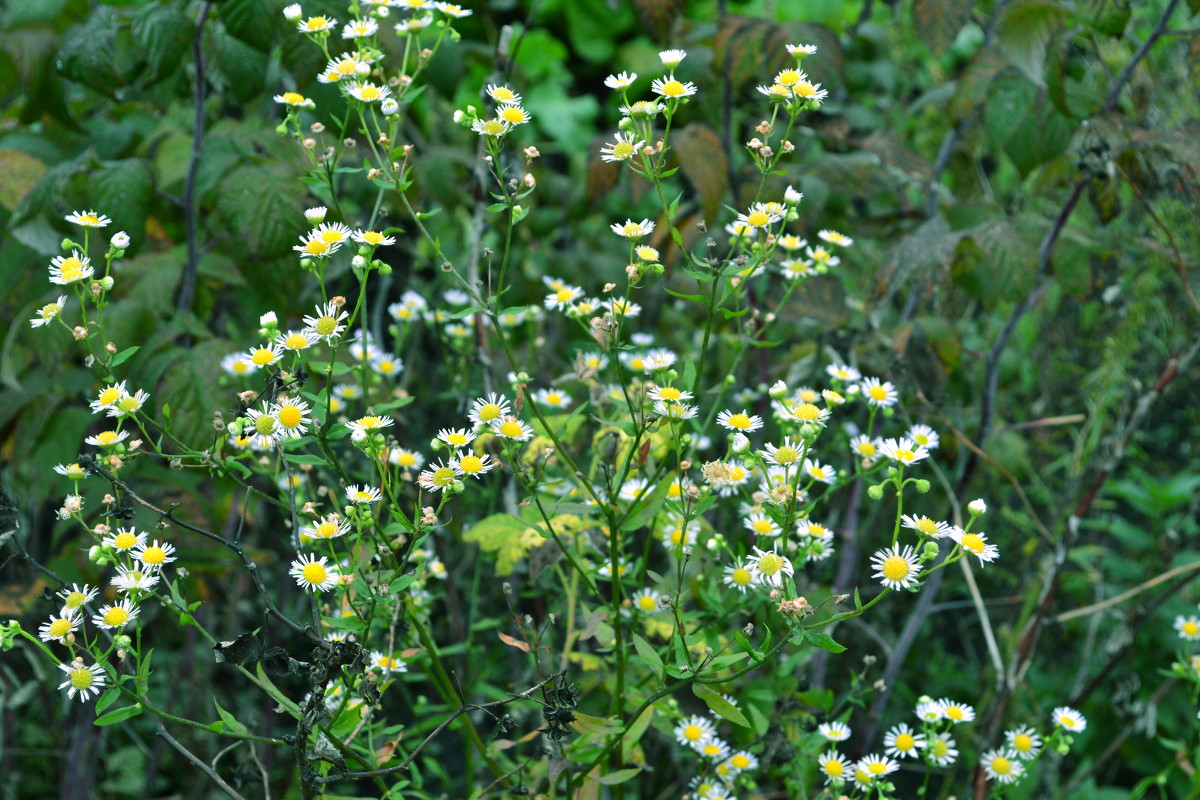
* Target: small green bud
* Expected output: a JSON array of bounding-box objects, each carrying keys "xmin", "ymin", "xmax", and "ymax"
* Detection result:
[
  {"xmin": 921, "ymin": 541, "xmax": 939, "ymax": 561},
  {"xmin": 798, "ymin": 423, "xmax": 820, "ymax": 440},
  {"xmin": 61, "ymin": 238, "xmax": 81, "ymax": 251},
  {"xmin": 1055, "ymin": 741, "xmax": 1070, "ymax": 755},
  {"xmin": 275, "ymin": 123, "xmax": 288, "ymax": 135},
  {"xmin": 377, "ymin": 262, "xmax": 392, "ymax": 276},
  {"xmin": 916, "ymin": 479, "xmax": 931, "ymax": 493},
  {"xmin": 867, "ymin": 484, "xmax": 884, "ymax": 501},
  {"xmin": 114, "ymin": 634, "xmax": 133, "ymax": 650}
]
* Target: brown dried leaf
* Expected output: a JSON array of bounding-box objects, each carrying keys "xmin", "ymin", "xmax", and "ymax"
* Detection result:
[
  {"xmin": 673, "ymin": 122, "xmax": 729, "ymax": 223},
  {"xmin": 913, "ymin": 0, "xmax": 976, "ymax": 55},
  {"xmin": 498, "ymin": 631, "xmax": 531, "ymax": 652}
]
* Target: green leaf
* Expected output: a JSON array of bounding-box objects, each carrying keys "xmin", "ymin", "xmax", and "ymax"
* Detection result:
[
  {"xmin": 85, "ymin": 158, "xmax": 155, "ymax": 242},
  {"xmin": 692, "ymin": 682, "xmax": 750, "ymax": 727},
  {"xmin": 212, "ymin": 25, "xmax": 267, "ymax": 102},
  {"xmin": 57, "ymin": 8, "xmax": 121, "ymax": 94},
  {"xmin": 622, "ymin": 473, "xmax": 674, "ymax": 532},
  {"xmin": 219, "ymin": 0, "xmax": 275, "ymax": 51},
  {"xmin": 631, "ymin": 633, "xmax": 664, "ymax": 683},
  {"xmin": 109, "ymin": 346, "xmax": 140, "ymax": 368},
  {"xmin": 157, "ymin": 339, "xmax": 226, "ymax": 446},
  {"xmin": 663, "ymin": 287, "xmax": 704, "ymax": 302},
  {"xmin": 214, "ymin": 163, "xmax": 301, "ymax": 260},
  {"xmin": 213, "ymin": 698, "xmax": 250, "ymax": 735},
  {"xmin": 462, "ymin": 513, "xmax": 547, "ymax": 576},
  {"xmin": 94, "ymin": 705, "xmax": 143, "ymax": 726},
  {"xmin": 281, "ymin": 452, "xmax": 331, "ymax": 467},
  {"xmin": 996, "ymin": 0, "xmax": 1069, "ymax": 86},
  {"xmin": 131, "ymin": 3, "xmax": 193, "ymax": 83},
  {"xmin": 0, "ymin": 149, "xmax": 47, "ymax": 212},
  {"xmin": 804, "ymin": 630, "xmax": 847, "ymax": 654},
  {"xmin": 592, "ymin": 767, "xmax": 642, "ymax": 785},
  {"xmin": 913, "ymin": 0, "xmax": 976, "ymax": 55},
  {"xmin": 95, "ymin": 687, "xmax": 121, "ymax": 714}
]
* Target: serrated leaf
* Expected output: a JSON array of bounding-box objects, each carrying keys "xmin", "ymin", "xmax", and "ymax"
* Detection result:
[
  {"xmin": 212, "ymin": 25, "xmax": 267, "ymax": 102},
  {"xmin": 214, "ymin": 163, "xmax": 301, "ymax": 261},
  {"xmin": 220, "ymin": 0, "xmax": 275, "ymax": 51},
  {"xmin": 913, "ymin": 0, "xmax": 976, "ymax": 55},
  {"xmin": 94, "ymin": 705, "xmax": 142, "ymax": 726},
  {"xmin": 57, "ymin": 8, "xmax": 121, "ymax": 94},
  {"xmin": 996, "ymin": 0, "xmax": 1069, "ymax": 86},
  {"xmin": 84, "ymin": 158, "xmax": 155, "ymax": 240},
  {"xmin": 692, "ymin": 682, "xmax": 750, "ymax": 727},
  {"xmin": 157, "ymin": 338, "xmax": 227, "ymax": 446},
  {"xmin": 462, "ymin": 513, "xmax": 547, "ymax": 576},
  {"xmin": 673, "ymin": 123, "xmax": 728, "ymax": 223},
  {"xmin": 132, "ymin": 3, "xmax": 193, "ymax": 83}
]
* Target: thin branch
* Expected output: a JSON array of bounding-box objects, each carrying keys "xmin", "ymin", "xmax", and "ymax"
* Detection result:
[
  {"xmin": 1104, "ymin": 0, "xmax": 1182, "ymax": 111},
  {"xmin": 1052, "ymin": 560, "xmax": 1200, "ymax": 624},
  {"xmin": 155, "ymin": 723, "xmax": 249, "ymax": 800},
  {"xmin": 176, "ymin": 1, "xmax": 212, "ymax": 318}
]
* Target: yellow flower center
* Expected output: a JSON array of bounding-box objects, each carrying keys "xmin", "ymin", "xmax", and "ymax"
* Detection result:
[
  {"xmin": 882, "ymin": 556, "xmax": 911, "ymax": 581},
  {"xmin": 960, "ymin": 533, "xmax": 984, "ymax": 553},
  {"xmin": 731, "ymin": 754, "xmax": 750, "ymax": 769},
  {"xmin": 731, "ymin": 568, "xmax": 752, "ymax": 586},
  {"xmin": 746, "ymin": 210, "xmax": 770, "ymax": 228},
  {"xmin": 302, "ymin": 563, "xmax": 328, "ymax": 584},
  {"xmin": 282, "ymin": 92, "xmax": 304, "ymax": 104},
  {"xmin": 99, "ymin": 387, "xmax": 121, "ymax": 405},
  {"xmin": 353, "ymin": 491, "xmax": 374, "ymax": 502},
  {"xmin": 499, "ymin": 107, "xmax": 527, "ymax": 124},
  {"xmin": 251, "ymin": 348, "xmax": 275, "ymax": 366},
  {"xmin": 315, "ymin": 521, "xmax": 338, "ymax": 538},
  {"xmin": 773, "ymin": 446, "xmax": 799, "ymax": 464},
  {"xmin": 60, "ymin": 258, "xmax": 85, "ymax": 281},
  {"xmin": 112, "ymin": 532, "xmax": 137, "ymax": 549},
  {"xmin": 478, "ymin": 119, "xmax": 507, "ymax": 136},
  {"xmin": 893, "ymin": 448, "xmax": 915, "ymax": 462},
  {"xmin": 458, "ymin": 455, "xmax": 484, "ymax": 473},
  {"xmin": 684, "ymin": 725, "xmax": 703, "ymax": 741},
  {"xmin": 64, "ymin": 591, "xmax": 85, "ymax": 609},
  {"xmin": 141, "ymin": 546, "xmax": 166, "ymax": 564},
  {"xmin": 104, "ymin": 607, "xmax": 131, "ymax": 626},
  {"xmin": 314, "ymin": 316, "xmax": 337, "ymax": 336},
  {"xmin": 945, "ymin": 706, "xmax": 964, "ymax": 720},
  {"xmin": 636, "ymin": 595, "xmax": 656, "ymax": 611},
  {"xmin": 277, "ymin": 405, "xmax": 302, "ymax": 429},
  {"xmin": 895, "ymin": 733, "xmax": 915, "ymax": 750},
  {"xmin": 825, "ymin": 760, "xmax": 843, "ymax": 777},
  {"xmin": 69, "ymin": 667, "xmax": 95, "ymax": 690},
  {"xmin": 914, "ymin": 517, "xmax": 938, "ymax": 535},
  {"xmin": 48, "ymin": 618, "xmax": 73, "ymax": 637},
  {"xmin": 396, "ymin": 452, "xmax": 417, "ymax": 467},
  {"xmin": 492, "ymin": 87, "xmax": 516, "ymax": 102},
  {"xmin": 776, "ymin": 70, "xmax": 801, "ymax": 86},
  {"xmin": 869, "ymin": 385, "xmax": 888, "ymax": 401},
  {"xmin": 359, "ymin": 86, "xmax": 381, "ymax": 100},
  {"xmin": 794, "ymin": 81, "xmax": 817, "ymax": 97},
  {"xmin": 612, "ymin": 141, "xmax": 635, "ymax": 159},
  {"xmin": 752, "ymin": 519, "xmax": 774, "ymax": 535},
  {"xmin": 726, "ymin": 413, "xmax": 752, "ymax": 429},
  {"xmin": 304, "ymin": 239, "xmax": 331, "ymax": 256},
  {"xmin": 659, "ymin": 79, "xmax": 686, "ymax": 96},
  {"xmin": 867, "ymin": 761, "xmax": 887, "ymax": 775},
  {"xmin": 1013, "ymin": 734, "xmax": 1033, "ymax": 752},
  {"xmin": 1184, "ymin": 621, "xmax": 1200, "ymax": 637},
  {"xmin": 305, "ymin": 16, "xmax": 328, "ymax": 29},
  {"xmin": 432, "ymin": 466, "xmax": 456, "ymax": 486},
  {"xmin": 757, "ymin": 553, "xmax": 783, "ymax": 575},
  {"xmin": 499, "ymin": 421, "xmax": 523, "ymax": 437},
  {"xmin": 254, "ymin": 415, "xmax": 277, "ymax": 435},
  {"xmin": 361, "ymin": 231, "xmax": 385, "ymax": 244},
  {"xmin": 357, "ymin": 416, "xmax": 382, "ymax": 429},
  {"xmin": 284, "ymin": 333, "xmax": 311, "ymax": 350},
  {"xmin": 991, "ymin": 756, "xmax": 1012, "ymax": 775}
]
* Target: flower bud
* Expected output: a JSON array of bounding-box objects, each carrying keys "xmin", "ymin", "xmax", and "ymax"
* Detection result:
[
  {"xmin": 768, "ymin": 380, "xmax": 788, "ymax": 400},
  {"xmin": 304, "ymin": 206, "xmax": 327, "ymax": 224},
  {"xmin": 915, "ymin": 479, "xmax": 930, "ymax": 493},
  {"xmin": 731, "ymin": 433, "xmax": 750, "ymax": 454},
  {"xmin": 921, "ymin": 541, "xmax": 939, "ymax": 561},
  {"xmin": 110, "ymin": 231, "xmax": 131, "ymax": 248},
  {"xmin": 100, "ymin": 276, "xmax": 114, "ymax": 291},
  {"xmin": 283, "ymin": 3, "xmax": 302, "ymax": 20},
  {"xmin": 867, "ymin": 484, "xmax": 884, "ymax": 501},
  {"xmin": 968, "ymin": 498, "xmax": 987, "ymax": 516}
]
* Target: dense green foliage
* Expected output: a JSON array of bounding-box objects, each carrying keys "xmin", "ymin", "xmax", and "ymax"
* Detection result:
[{"xmin": 1, "ymin": 0, "xmax": 1199, "ymax": 798}]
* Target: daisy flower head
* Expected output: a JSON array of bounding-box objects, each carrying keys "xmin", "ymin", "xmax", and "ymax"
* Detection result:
[
  {"xmin": 724, "ymin": 750, "xmax": 758, "ymax": 774},
  {"xmin": 418, "ymin": 459, "xmax": 461, "ymax": 492},
  {"xmin": 651, "ymin": 76, "xmax": 698, "ymax": 99},
  {"xmin": 717, "ymin": 409, "xmax": 764, "ymax": 433},
  {"xmin": 696, "ymin": 737, "xmax": 731, "ymax": 760},
  {"xmin": 451, "ymin": 450, "xmax": 493, "ymax": 479},
  {"xmin": 294, "ymin": 231, "xmax": 340, "ymax": 258},
  {"xmin": 857, "ymin": 753, "xmax": 899, "ymax": 780},
  {"xmin": 818, "ymin": 750, "xmax": 849, "ymax": 785},
  {"xmin": 53, "ymin": 463, "xmax": 87, "ymax": 480},
  {"xmin": 801, "ymin": 457, "xmax": 836, "ymax": 484},
  {"xmin": 533, "ymin": 388, "xmax": 572, "ymax": 409},
  {"xmin": 468, "ymin": 392, "xmax": 512, "ymax": 427},
  {"xmin": 93, "ymin": 598, "xmax": 139, "ymax": 630},
  {"xmin": 65, "ymin": 209, "xmax": 112, "ymax": 228},
  {"xmin": 860, "ymin": 377, "xmax": 898, "ymax": 408},
  {"xmin": 108, "ymin": 387, "xmax": 150, "ymax": 419},
  {"xmin": 600, "ymin": 131, "xmax": 645, "ymax": 162},
  {"xmin": 290, "ymin": 553, "xmax": 340, "ymax": 592},
  {"xmin": 818, "ymin": 229, "xmax": 853, "ymax": 247},
  {"xmin": 939, "ymin": 699, "xmax": 975, "ymax": 724},
  {"xmin": 826, "ymin": 363, "xmax": 861, "ymax": 382},
  {"xmin": 1005, "ymin": 726, "xmax": 1043, "ymax": 759},
  {"xmin": 871, "ymin": 544, "xmax": 921, "ymax": 590},
  {"xmin": 673, "ymin": 714, "xmax": 716, "ymax": 748},
  {"xmin": 48, "ymin": 251, "xmax": 94, "ymax": 285},
  {"xmin": 787, "ymin": 42, "xmax": 818, "ymax": 57},
  {"xmin": 472, "ymin": 118, "xmax": 510, "ymax": 137},
  {"xmin": 58, "ymin": 583, "xmax": 98, "ymax": 613},
  {"xmin": 818, "ymin": 721, "xmax": 851, "ymax": 741},
  {"xmin": 906, "ymin": 423, "xmax": 939, "ymax": 449},
  {"xmin": 302, "ymin": 515, "xmax": 351, "ymax": 541},
  {"xmin": 659, "ymin": 49, "xmax": 687, "ymax": 68},
  {"xmin": 791, "ymin": 78, "xmax": 828, "ymax": 103},
  {"xmin": 58, "ymin": 658, "xmax": 106, "ymax": 702},
  {"xmin": 133, "ymin": 539, "xmax": 177, "ymax": 568},
  {"xmin": 878, "ymin": 437, "xmax": 930, "ymax": 466},
  {"xmin": 352, "ymin": 229, "xmax": 396, "ymax": 247},
  {"xmin": 611, "ymin": 218, "xmax": 655, "ymax": 239},
  {"xmin": 89, "ymin": 381, "xmax": 127, "ymax": 414},
  {"xmin": 1176, "ymin": 615, "xmax": 1200, "ymax": 640},
  {"xmin": 437, "ymin": 3, "xmax": 472, "ymax": 18},
  {"xmin": 369, "ymin": 651, "xmax": 407, "ymax": 676},
  {"xmin": 1052, "ymin": 706, "xmax": 1087, "ymax": 733},
  {"xmin": 347, "ymin": 415, "xmax": 394, "ymax": 437},
  {"xmin": 744, "ymin": 511, "xmax": 781, "ymax": 538},
  {"xmin": 496, "ymin": 104, "xmax": 531, "ymax": 126},
  {"xmin": 103, "ymin": 526, "xmax": 147, "ymax": 553},
  {"xmin": 604, "ymin": 71, "xmax": 637, "ymax": 89},
  {"xmin": 723, "ymin": 558, "xmax": 756, "ymax": 593},
  {"xmin": 545, "ymin": 282, "xmax": 584, "ymax": 310},
  {"xmin": 922, "ymin": 732, "xmax": 958, "ymax": 766},
  {"xmin": 849, "ymin": 433, "xmax": 881, "ymax": 461},
  {"xmin": 785, "ymin": 400, "xmax": 831, "ymax": 426},
  {"xmin": 491, "ymin": 415, "xmax": 534, "ymax": 441},
  {"xmin": 981, "ymin": 748, "xmax": 1024, "ymax": 784},
  {"xmin": 244, "ymin": 403, "xmax": 283, "ymax": 448},
  {"xmin": 648, "ymin": 385, "xmax": 693, "ymax": 403},
  {"xmin": 915, "ymin": 698, "xmax": 944, "ymax": 723},
  {"xmin": 806, "ymin": 245, "xmax": 840, "ymax": 268},
  {"xmin": 38, "ymin": 610, "xmax": 79, "ymax": 644},
  {"xmin": 221, "ymin": 352, "xmax": 258, "ymax": 377},
  {"xmin": 951, "ymin": 527, "xmax": 1000, "ymax": 564},
  {"xmin": 654, "ymin": 400, "xmax": 699, "ymax": 421},
  {"xmin": 345, "ymin": 484, "xmax": 382, "ymax": 504},
  {"xmin": 342, "ymin": 18, "xmax": 378, "ymax": 38},
  {"xmin": 274, "ymin": 91, "xmax": 313, "ymax": 108},
  {"xmin": 884, "ymin": 723, "xmax": 925, "ymax": 758},
  {"xmin": 738, "ymin": 202, "xmax": 785, "ymax": 229},
  {"xmin": 298, "ymin": 15, "xmax": 337, "ymax": 33},
  {"xmin": 619, "ymin": 100, "xmax": 662, "ymax": 119},
  {"xmin": 30, "ymin": 295, "xmax": 67, "ymax": 328},
  {"xmin": 437, "ymin": 427, "xmax": 476, "ymax": 448},
  {"xmin": 246, "ymin": 342, "xmax": 284, "ymax": 368},
  {"xmin": 112, "ymin": 565, "xmax": 160, "ymax": 594},
  {"xmin": 631, "ymin": 587, "xmax": 664, "ymax": 614},
  {"xmin": 902, "ymin": 514, "xmax": 953, "ymax": 538},
  {"xmin": 486, "ymin": 83, "xmax": 522, "ymax": 105}
]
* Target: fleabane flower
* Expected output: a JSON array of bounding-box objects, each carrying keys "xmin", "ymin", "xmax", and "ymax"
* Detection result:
[
  {"xmin": 302, "ymin": 515, "xmax": 351, "ymax": 541},
  {"xmin": 651, "ymin": 77, "xmax": 697, "ymax": 99},
  {"xmin": 871, "ymin": 544, "xmax": 921, "ymax": 590},
  {"xmin": 38, "ymin": 610, "xmax": 79, "ymax": 644},
  {"xmin": 342, "ymin": 18, "xmax": 378, "ymax": 38},
  {"xmin": 274, "ymin": 91, "xmax": 314, "ymax": 108},
  {"xmin": 65, "ymin": 210, "xmax": 112, "ymax": 228},
  {"xmin": 604, "ymin": 71, "xmax": 637, "ymax": 89},
  {"xmin": 85, "ymin": 429, "xmax": 130, "ymax": 449},
  {"xmin": 801, "ymin": 457, "xmax": 836, "ymax": 484},
  {"xmin": 1005, "ymin": 726, "xmax": 1043, "ymax": 759},
  {"xmin": 723, "ymin": 559, "xmax": 755, "ymax": 593},
  {"xmin": 92, "ymin": 598, "xmax": 139, "ymax": 630},
  {"xmin": 58, "ymin": 583, "xmax": 98, "ymax": 614},
  {"xmin": 290, "ymin": 554, "xmax": 340, "ymax": 592},
  {"xmin": 58, "ymin": 658, "xmax": 106, "ymax": 702},
  {"xmin": 246, "ymin": 342, "xmax": 284, "ymax": 368},
  {"xmin": 951, "ymin": 528, "xmax": 1000, "ymax": 564},
  {"xmin": 347, "ymin": 415, "xmax": 394, "ymax": 437},
  {"xmin": 860, "ymin": 377, "xmax": 898, "ymax": 408},
  {"xmin": 437, "ymin": 427, "xmax": 476, "ymax": 448},
  {"xmin": 923, "ymin": 732, "xmax": 959, "ymax": 766},
  {"xmin": 496, "ymin": 105, "xmax": 531, "ymax": 126},
  {"xmin": 901, "ymin": 514, "xmax": 952, "ymax": 538},
  {"xmin": 856, "ymin": 753, "xmax": 899, "ymax": 780},
  {"xmin": 849, "ymin": 434, "xmax": 881, "ymax": 461},
  {"xmin": 102, "ymin": 526, "xmax": 146, "ymax": 553},
  {"xmin": 818, "ymin": 750, "xmax": 849, "ymax": 784},
  {"xmin": 658, "ymin": 49, "xmax": 687, "ymax": 68},
  {"xmin": 818, "ymin": 721, "xmax": 851, "ymax": 741},
  {"xmin": 1052, "ymin": 706, "xmax": 1087, "ymax": 732},
  {"xmin": 134, "ymin": 539, "xmax": 177, "ymax": 568},
  {"xmin": 303, "ymin": 302, "xmax": 350, "ymax": 343},
  {"xmin": 108, "ymin": 388, "xmax": 150, "ymax": 418},
  {"xmin": 716, "ymin": 409, "xmax": 763, "ymax": 433},
  {"xmin": 600, "ymin": 131, "xmax": 645, "ymax": 163},
  {"xmin": 673, "ymin": 715, "xmax": 715, "ymax": 748},
  {"xmin": 737, "ymin": 202, "xmax": 784, "ymax": 229},
  {"xmin": 418, "ymin": 459, "xmax": 461, "ymax": 492},
  {"xmin": 878, "ymin": 437, "xmax": 930, "ymax": 465},
  {"xmin": 49, "ymin": 251, "xmax": 94, "ymax": 285},
  {"xmin": 90, "ymin": 381, "xmax": 127, "ymax": 414},
  {"xmin": 748, "ymin": 548, "xmax": 794, "ymax": 587},
  {"xmin": 611, "ymin": 218, "xmax": 655, "ymax": 239},
  {"xmin": 630, "ymin": 587, "xmax": 663, "ymax": 614},
  {"xmin": 244, "ymin": 404, "xmax": 283, "ymax": 448},
  {"xmin": 939, "ymin": 699, "xmax": 975, "ymax": 723},
  {"xmin": 30, "ymin": 295, "xmax": 67, "ymax": 328},
  {"xmin": 884, "ymin": 723, "xmax": 925, "ymax": 759},
  {"xmin": 452, "ymin": 450, "xmax": 494, "ymax": 479},
  {"xmin": 298, "ymin": 15, "xmax": 337, "ymax": 33},
  {"xmin": 486, "ymin": 83, "xmax": 522, "ymax": 105},
  {"xmin": 1176, "ymin": 615, "xmax": 1200, "ymax": 640},
  {"xmin": 346, "ymin": 484, "xmax": 382, "ymax": 504},
  {"xmin": 981, "ymin": 748, "xmax": 1024, "ymax": 784},
  {"xmin": 468, "ymin": 393, "xmax": 511, "ymax": 427}
]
